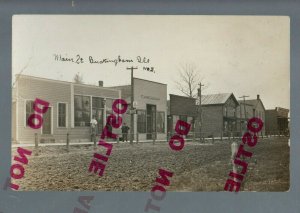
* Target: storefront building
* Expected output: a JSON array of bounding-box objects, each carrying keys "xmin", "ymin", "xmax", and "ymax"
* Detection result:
[
  {"xmin": 12, "ymin": 74, "xmax": 120, "ymax": 144},
  {"xmin": 167, "ymin": 94, "xmax": 197, "ymax": 135},
  {"xmin": 110, "ymin": 78, "xmax": 167, "ymax": 141},
  {"xmin": 236, "ymin": 95, "xmax": 266, "ymax": 135},
  {"xmin": 265, "ymin": 107, "xmax": 289, "ymax": 135}
]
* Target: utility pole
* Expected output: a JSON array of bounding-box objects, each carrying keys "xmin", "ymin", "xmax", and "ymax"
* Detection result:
[
  {"xmin": 127, "ymin": 66, "xmax": 138, "ymax": 145},
  {"xmin": 197, "ymin": 82, "xmax": 204, "ymax": 142},
  {"xmin": 239, "ymin": 95, "xmax": 249, "ymax": 135}
]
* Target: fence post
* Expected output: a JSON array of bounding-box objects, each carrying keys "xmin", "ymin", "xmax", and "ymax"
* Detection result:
[
  {"xmin": 152, "ymin": 132, "xmax": 155, "ymax": 145},
  {"xmin": 221, "ymin": 131, "xmax": 223, "ymax": 141},
  {"xmin": 212, "ymin": 133, "xmax": 214, "ymax": 143},
  {"xmin": 136, "ymin": 133, "xmax": 139, "ymax": 144},
  {"xmin": 117, "ymin": 135, "xmax": 120, "ymax": 144},
  {"xmin": 66, "ymin": 132, "xmax": 69, "ymax": 152},
  {"xmin": 231, "ymin": 141, "xmax": 238, "ymax": 182}
]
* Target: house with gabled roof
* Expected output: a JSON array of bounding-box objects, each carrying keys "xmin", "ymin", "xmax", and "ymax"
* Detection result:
[
  {"xmin": 200, "ymin": 93, "xmax": 240, "ymax": 137},
  {"xmin": 236, "ymin": 95, "xmax": 266, "ymax": 135}
]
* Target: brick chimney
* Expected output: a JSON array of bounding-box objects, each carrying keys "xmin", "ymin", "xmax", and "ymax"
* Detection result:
[
  {"xmin": 257, "ymin": 94, "xmax": 260, "ymax": 100},
  {"xmin": 98, "ymin": 81, "xmax": 103, "ymax": 87}
]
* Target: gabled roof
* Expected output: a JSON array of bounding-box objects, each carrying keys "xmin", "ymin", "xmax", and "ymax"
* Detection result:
[
  {"xmin": 201, "ymin": 93, "xmax": 238, "ymax": 106},
  {"xmin": 239, "ymin": 99, "xmax": 266, "ymax": 111}
]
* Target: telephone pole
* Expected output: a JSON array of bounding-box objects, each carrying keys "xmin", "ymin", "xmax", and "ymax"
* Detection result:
[
  {"xmin": 239, "ymin": 95, "xmax": 249, "ymax": 135},
  {"xmin": 197, "ymin": 82, "xmax": 204, "ymax": 141},
  {"xmin": 127, "ymin": 66, "xmax": 138, "ymax": 145}
]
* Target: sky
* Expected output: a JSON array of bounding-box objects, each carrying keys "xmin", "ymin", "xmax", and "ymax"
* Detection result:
[{"xmin": 12, "ymin": 15, "xmax": 290, "ymax": 109}]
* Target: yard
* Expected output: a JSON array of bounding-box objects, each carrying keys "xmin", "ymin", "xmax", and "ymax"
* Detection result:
[{"xmin": 12, "ymin": 136, "xmax": 290, "ymax": 192}]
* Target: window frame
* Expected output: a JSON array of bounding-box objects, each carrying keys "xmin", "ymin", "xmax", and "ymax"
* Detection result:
[
  {"xmin": 24, "ymin": 99, "xmax": 35, "ymax": 127},
  {"xmin": 74, "ymin": 94, "xmax": 92, "ymax": 127},
  {"xmin": 57, "ymin": 102, "xmax": 68, "ymax": 128},
  {"xmin": 137, "ymin": 109, "xmax": 147, "ymax": 133},
  {"xmin": 156, "ymin": 111, "xmax": 165, "ymax": 133}
]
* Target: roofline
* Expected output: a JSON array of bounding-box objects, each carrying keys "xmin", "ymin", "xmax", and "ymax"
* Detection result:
[
  {"xmin": 106, "ymin": 77, "xmax": 167, "ymax": 88},
  {"xmin": 15, "ymin": 74, "xmax": 120, "ymax": 93},
  {"xmin": 169, "ymin": 94, "xmax": 196, "ymax": 100},
  {"xmin": 134, "ymin": 77, "xmax": 167, "ymax": 86},
  {"xmin": 239, "ymin": 98, "xmax": 266, "ymax": 111}
]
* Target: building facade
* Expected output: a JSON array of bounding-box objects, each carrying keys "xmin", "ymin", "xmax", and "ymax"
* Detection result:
[
  {"xmin": 201, "ymin": 93, "xmax": 240, "ymax": 137},
  {"xmin": 167, "ymin": 94, "xmax": 197, "ymax": 134},
  {"xmin": 265, "ymin": 107, "xmax": 289, "ymax": 135},
  {"xmin": 236, "ymin": 95, "xmax": 266, "ymax": 135},
  {"xmin": 110, "ymin": 78, "xmax": 167, "ymax": 141},
  {"xmin": 12, "ymin": 75, "xmax": 121, "ymax": 144}
]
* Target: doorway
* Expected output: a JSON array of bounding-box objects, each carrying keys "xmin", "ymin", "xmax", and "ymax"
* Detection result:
[{"xmin": 146, "ymin": 104, "xmax": 156, "ymax": 139}]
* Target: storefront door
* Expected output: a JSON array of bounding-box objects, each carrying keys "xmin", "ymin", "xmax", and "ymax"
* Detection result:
[
  {"xmin": 146, "ymin": 104, "xmax": 156, "ymax": 139},
  {"xmin": 42, "ymin": 107, "xmax": 52, "ymax": 134},
  {"xmin": 92, "ymin": 109, "xmax": 104, "ymax": 134}
]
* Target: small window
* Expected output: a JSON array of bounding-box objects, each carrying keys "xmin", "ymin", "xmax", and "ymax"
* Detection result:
[
  {"xmin": 58, "ymin": 103, "xmax": 67, "ymax": 127},
  {"xmin": 25, "ymin": 100, "xmax": 34, "ymax": 126}
]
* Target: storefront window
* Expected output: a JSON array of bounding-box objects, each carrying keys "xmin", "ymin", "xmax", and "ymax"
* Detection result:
[
  {"xmin": 187, "ymin": 116, "xmax": 194, "ymax": 131},
  {"xmin": 137, "ymin": 110, "xmax": 146, "ymax": 133},
  {"xmin": 156, "ymin": 112, "xmax": 165, "ymax": 133},
  {"xmin": 74, "ymin": 95, "xmax": 91, "ymax": 126},
  {"xmin": 58, "ymin": 103, "xmax": 67, "ymax": 127},
  {"xmin": 92, "ymin": 97, "xmax": 104, "ymax": 132},
  {"xmin": 223, "ymin": 121, "xmax": 228, "ymax": 131}
]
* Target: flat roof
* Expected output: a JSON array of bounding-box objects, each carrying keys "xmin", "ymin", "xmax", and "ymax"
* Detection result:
[{"xmin": 16, "ymin": 74, "xmax": 120, "ymax": 92}]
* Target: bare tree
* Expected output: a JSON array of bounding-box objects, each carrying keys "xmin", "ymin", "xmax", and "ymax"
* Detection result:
[
  {"xmin": 175, "ymin": 63, "xmax": 203, "ymax": 98},
  {"xmin": 73, "ymin": 72, "xmax": 84, "ymax": 84}
]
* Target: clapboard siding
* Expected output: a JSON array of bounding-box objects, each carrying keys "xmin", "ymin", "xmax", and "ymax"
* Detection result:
[
  {"xmin": 15, "ymin": 75, "xmax": 120, "ymax": 144},
  {"xmin": 201, "ymin": 105, "xmax": 223, "ymax": 137}
]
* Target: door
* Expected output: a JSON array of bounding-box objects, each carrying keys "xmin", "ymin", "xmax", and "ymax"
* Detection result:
[
  {"xmin": 42, "ymin": 107, "xmax": 52, "ymax": 134},
  {"xmin": 146, "ymin": 104, "xmax": 156, "ymax": 139}
]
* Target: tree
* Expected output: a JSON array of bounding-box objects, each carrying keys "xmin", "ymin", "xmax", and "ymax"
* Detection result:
[
  {"xmin": 175, "ymin": 63, "xmax": 203, "ymax": 98},
  {"xmin": 73, "ymin": 72, "xmax": 84, "ymax": 84}
]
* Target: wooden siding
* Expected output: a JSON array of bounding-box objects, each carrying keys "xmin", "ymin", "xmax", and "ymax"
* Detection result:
[
  {"xmin": 201, "ymin": 105, "xmax": 223, "ymax": 137},
  {"xmin": 15, "ymin": 75, "xmax": 120, "ymax": 143}
]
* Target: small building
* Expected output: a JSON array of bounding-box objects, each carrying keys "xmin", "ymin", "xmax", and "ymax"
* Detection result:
[
  {"xmin": 167, "ymin": 94, "xmax": 197, "ymax": 134},
  {"xmin": 109, "ymin": 78, "xmax": 167, "ymax": 141},
  {"xmin": 236, "ymin": 95, "xmax": 266, "ymax": 135},
  {"xmin": 201, "ymin": 93, "xmax": 240, "ymax": 137},
  {"xmin": 12, "ymin": 74, "xmax": 121, "ymax": 144},
  {"xmin": 265, "ymin": 107, "xmax": 289, "ymax": 135}
]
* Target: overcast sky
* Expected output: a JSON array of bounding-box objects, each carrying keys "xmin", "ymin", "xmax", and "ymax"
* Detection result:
[{"xmin": 12, "ymin": 15, "xmax": 290, "ymax": 109}]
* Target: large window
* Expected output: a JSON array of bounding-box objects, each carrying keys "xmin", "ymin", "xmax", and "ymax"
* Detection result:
[
  {"xmin": 187, "ymin": 116, "xmax": 194, "ymax": 131},
  {"xmin": 137, "ymin": 110, "xmax": 146, "ymax": 133},
  {"xmin": 156, "ymin": 112, "xmax": 165, "ymax": 133},
  {"xmin": 58, "ymin": 103, "xmax": 67, "ymax": 127},
  {"xmin": 105, "ymin": 98, "xmax": 114, "ymax": 117},
  {"xmin": 92, "ymin": 97, "xmax": 104, "ymax": 133},
  {"xmin": 25, "ymin": 100, "xmax": 34, "ymax": 126},
  {"xmin": 74, "ymin": 95, "xmax": 91, "ymax": 126}
]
